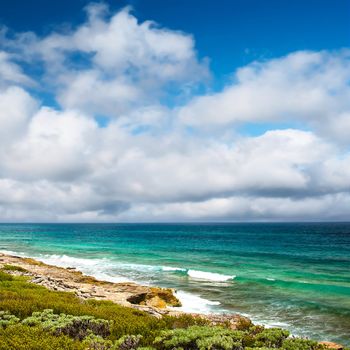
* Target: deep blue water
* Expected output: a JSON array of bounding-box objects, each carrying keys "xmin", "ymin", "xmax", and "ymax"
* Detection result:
[{"xmin": 0, "ymin": 223, "xmax": 349, "ymax": 345}]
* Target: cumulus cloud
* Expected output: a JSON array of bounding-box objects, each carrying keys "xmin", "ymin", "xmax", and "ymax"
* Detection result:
[
  {"xmin": 0, "ymin": 4, "xmax": 350, "ymax": 222},
  {"xmin": 0, "ymin": 86, "xmax": 38, "ymax": 145},
  {"xmin": 179, "ymin": 50, "xmax": 350, "ymax": 142},
  {"xmin": 7, "ymin": 4, "xmax": 208, "ymax": 117},
  {"xmin": 0, "ymin": 51, "xmax": 33, "ymax": 87}
]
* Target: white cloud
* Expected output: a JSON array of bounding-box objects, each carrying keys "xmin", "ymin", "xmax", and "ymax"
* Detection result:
[
  {"xmin": 119, "ymin": 193, "xmax": 350, "ymax": 222},
  {"xmin": 0, "ymin": 4, "xmax": 350, "ymax": 222},
  {"xmin": 0, "ymin": 51, "xmax": 33, "ymax": 87},
  {"xmin": 11, "ymin": 5, "xmax": 208, "ymax": 117},
  {"xmin": 1, "ymin": 107, "xmax": 98, "ymax": 181},
  {"xmin": 179, "ymin": 50, "xmax": 350, "ymax": 142},
  {"xmin": 0, "ymin": 86, "xmax": 38, "ymax": 145}
]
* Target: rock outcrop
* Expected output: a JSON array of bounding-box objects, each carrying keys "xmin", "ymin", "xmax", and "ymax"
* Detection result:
[
  {"xmin": 319, "ymin": 341, "xmax": 344, "ymax": 350},
  {"xmin": 0, "ymin": 253, "xmax": 181, "ymax": 310}
]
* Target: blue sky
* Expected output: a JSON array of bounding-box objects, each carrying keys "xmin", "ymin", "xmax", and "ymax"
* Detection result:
[
  {"xmin": 0, "ymin": 1, "xmax": 350, "ymax": 222},
  {"xmin": 1, "ymin": 0, "xmax": 349, "ymax": 86}
]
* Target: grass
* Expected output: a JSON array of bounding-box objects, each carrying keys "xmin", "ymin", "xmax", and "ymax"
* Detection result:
[
  {"xmin": 0, "ymin": 271, "xmax": 205, "ymax": 346},
  {"xmin": 0, "ymin": 270, "xmax": 348, "ymax": 350},
  {"xmin": 1, "ymin": 264, "xmax": 28, "ymax": 273},
  {"xmin": 21, "ymin": 257, "xmax": 45, "ymax": 266}
]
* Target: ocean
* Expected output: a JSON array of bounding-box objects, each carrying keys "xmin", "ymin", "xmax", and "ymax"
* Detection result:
[{"xmin": 0, "ymin": 223, "xmax": 349, "ymax": 345}]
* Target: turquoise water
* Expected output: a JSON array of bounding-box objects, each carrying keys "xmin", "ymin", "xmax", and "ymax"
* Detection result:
[{"xmin": 0, "ymin": 223, "xmax": 349, "ymax": 345}]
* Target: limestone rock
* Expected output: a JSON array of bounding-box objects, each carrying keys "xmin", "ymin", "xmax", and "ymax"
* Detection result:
[{"xmin": 319, "ymin": 341, "xmax": 344, "ymax": 350}]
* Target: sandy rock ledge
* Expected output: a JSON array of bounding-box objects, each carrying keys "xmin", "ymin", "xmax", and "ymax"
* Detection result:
[{"xmin": 0, "ymin": 253, "xmax": 248, "ymax": 328}]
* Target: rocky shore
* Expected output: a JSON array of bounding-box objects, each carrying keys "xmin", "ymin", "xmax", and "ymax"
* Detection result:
[
  {"xmin": 0, "ymin": 253, "xmax": 248, "ymax": 325},
  {"xmin": 0, "ymin": 253, "xmax": 346, "ymax": 349}
]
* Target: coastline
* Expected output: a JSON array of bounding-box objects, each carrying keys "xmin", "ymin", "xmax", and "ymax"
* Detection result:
[
  {"xmin": 2, "ymin": 223, "xmax": 349, "ymax": 346},
  {"xmin": 0, "ymin": 253, "xmax": 248, "ymax": 325},
  {"xmin": 0, "ymin": 252, "xmax": 346, "ymax": 350}
]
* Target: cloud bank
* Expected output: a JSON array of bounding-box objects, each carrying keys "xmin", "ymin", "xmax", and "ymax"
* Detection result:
[{"xmin": 0, "ymin": 4, "xmax": 350, "ymax": 222}]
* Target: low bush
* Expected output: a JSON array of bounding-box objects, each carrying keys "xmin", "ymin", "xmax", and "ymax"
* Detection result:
[
  {"xmin": 0, "ymin": 271, "xmax": 348, "ymax": 350},
  {"xmin": 0, "ymin": 310, "xmax": 20, "ymax": 328},
  {"xmin": 82, "ymin": 334, "xmax": 114, "ymax": 350},
  {"xmin": 282, "ymin": 338, "xmax": 325, "ymax": 350},
  {"xmin": 154, "ymin": 325, "xmax": 245, "ymax": 350},
  {"xmin": 0, "ymin": 270, "xmax": 13, "ymax": 281},
  {"xmin": 252, "ymin": 328, "xmax": 290, "ymax": 348},
  {"xmin": 22, "ymin": 309, "xmax": 111, "ymax": 340},
  {"xmin": 1, "ymin": 264, "xmax": 28, "ymax": 273},
  {"xmin": 0, "ymin": 271, "xmax": 200, "ymax": 346},
  {"xmin": 0, "ymin": 324, "xmax": 84, "ymax": 350}
]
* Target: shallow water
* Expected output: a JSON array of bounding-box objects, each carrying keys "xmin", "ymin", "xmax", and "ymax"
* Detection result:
[{"xmin": 0, "ymin": 223, "xmax": 349, "ymax": 345}]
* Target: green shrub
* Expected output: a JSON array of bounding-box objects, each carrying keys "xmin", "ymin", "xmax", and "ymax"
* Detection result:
[
  {"xmin": 82, "ymin": 334, "xmax": 114, "ymax": 350},
  {"xmin": 2, "ymin": 264, "xmax": 28, "ymax": 273},
  {"xmin": 162, "ymin": 314, "xmax": 209, "ymax": 329},
  {"xmin": 0, "ymin": 271, "xmax": 198, "ymax": 345},
  {"xmin": 0, "ymin": 270, "xmax": 344, "ymax": 350},
  {"xmin": 235, "ymin": 317, "xmax": 254, "ymax": 331},
  {"xmin": 282, "ymin": 338, "xmax": 324, "ymax": 350},
  {"xmin": 0, "ymin": 271, "xmax": 13, "ymax": 281},
  {"xmin": 22, "ymin": 309, "xmax": 110, "ymax": 340},
  {"xmin": 252, "ymin": 328, "xmax": 290, "ymax": 348},
  {"xmin": 0, "ymin": 310, "xmax": 20, "ymax": 328},
  {"xmin": 115, "ymin": 335, "xmax": 143, "ymax": 350},
  {"xmin": 0, "ymin": 324, "xmax": 84, "ymax": 350},
  {"xmin": 0, "ymin": 272, "xmax": 162, "ymax": 339},
  {"xmin": 154, "ymin": 325, "xmax": 245, "ymax": 350}
]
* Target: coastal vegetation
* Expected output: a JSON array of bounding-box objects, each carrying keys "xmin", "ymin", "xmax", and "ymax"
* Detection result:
[{"xmin": 0, "ymin": 269, "xmax": 347, "ymax": 350}]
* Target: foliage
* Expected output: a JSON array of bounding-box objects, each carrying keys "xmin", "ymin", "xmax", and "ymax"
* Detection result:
[
  {"xmin": 22, "ymin": 309, "xmax": 110, "ymax": 340},
  {"xmin": 0, "ymin": 270, "xmax": 13, "ymax": 281},
  {"xmin": 82, "ymin": 334, "xmax": 114, "ymax": 350},
  {"xmin": 1, "ymin": 264, "xmax": 28, "ymax": 273},
  {"xmin": 0, "ymin": 270, "xmax": 347, "ymax": 350},
  {"xmin": 153, "ymin": 325, "xmax": 333, "ymax": 350},
  {"xmin": 154, "ymin": 325, "xmax": 245, "ymax": 350},
  {"xmin": 0, "ymin": 310, "xmax": 20, "ymax": 328},
  {"xmin": 252, "ymin": 328, "xmax": 290, "ymax": 348},
  {"xmin": 115, "ymin": 335, "xmax": 143, "ymax": 350},
  {"xmin": 163, "ymin": 314, "xmax": 209, "ymax": 329},
  {"xmin": 0, "ymin": 273, "xmax": 166, "ymax": 339},
  {"xmin": 0, "ymin": 324, "xmax": 84, "ymax": 350},
  {"xmin": 0, "ymin": 271, "xmax": 201, "ymax": 346},
  {"xmin": 281, "ymin": 338, "xmax": 324, "ymax": 350},
  {"xmin": 235, "ymin": 317, "xmax": 254, "ymax": 331}
]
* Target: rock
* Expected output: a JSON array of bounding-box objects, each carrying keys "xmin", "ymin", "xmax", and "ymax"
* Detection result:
[
  {"xmin": 127, "ymin": 288, "xmax": 181, "ymax": 308},
  {"xmin": 150, "ymin": 287, "xmax": 182, "ymax": 307},
  {"xmin": 319, "ymin": 341, "xmax": 344, "ymax": 350},
  {"xmin": 80, "ymin": 289, "xmax": 91, "ymax": 294},
  {"xmin": 145, "ymin": 295, "xmax": 167, "ymax": 309}
]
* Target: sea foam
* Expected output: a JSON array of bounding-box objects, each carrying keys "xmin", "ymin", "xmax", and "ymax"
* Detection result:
[
  {"xmin": 187, "ymin": 269, "xmax": 235, "ymax": 282},
  {"xmin": 174, "ymin": 290, "xmax": 221, "ymax": 314},
  {"xmin": 161, "ymin": 266, "xmax": 187, "ymax": 272}
]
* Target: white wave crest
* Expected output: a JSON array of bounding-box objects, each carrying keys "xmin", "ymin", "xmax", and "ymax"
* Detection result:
[
  {"xmin": 174, "ymin": 290, "xmax": 221, "ymax": 314},
  {"xmin": 161, "ymin": 266, "xmax": 186, "ymax": 272},
  {"xmin": 187, "ymin": 269, "xmax": 235, "ymax": 282},
  {"xmin": 34, "ymin": 254, "xmax": 131, "ymax": 283}
]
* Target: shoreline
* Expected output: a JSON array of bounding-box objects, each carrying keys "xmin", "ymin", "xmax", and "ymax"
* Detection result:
[
  {"xmin": 0, "ymin": 253, "xmax": 249, "ymax": 325},
  {"xmin": 0, "ymin": 249, "xmax": 235, "ymax": 315},
  {"xmin": 0, "ymin": 252, "xmax": 346, "ymax": 349}
]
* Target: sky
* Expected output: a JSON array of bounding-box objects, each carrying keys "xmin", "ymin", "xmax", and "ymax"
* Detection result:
[{"xmin": 0, "ymin": 0, "xmax": 349, "ymax": 222}]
